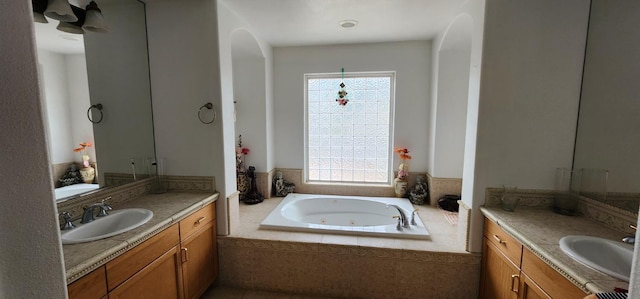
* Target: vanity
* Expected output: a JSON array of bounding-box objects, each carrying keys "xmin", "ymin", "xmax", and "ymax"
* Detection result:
[
  {"xmin": 479, "ymin": 203, "xmax": 632, "ymax": 299},
  {"xmin": 62, "ymin": 191, "xmax": 219, "ymax": 299}
]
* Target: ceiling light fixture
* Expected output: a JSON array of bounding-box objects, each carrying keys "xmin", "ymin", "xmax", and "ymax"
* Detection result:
[{"xmin": 339, "ymin": 20, "xmax": 358, "ymax": 29}]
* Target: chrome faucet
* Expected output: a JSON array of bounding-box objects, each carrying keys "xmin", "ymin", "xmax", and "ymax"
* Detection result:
[
  {"xmin": 411, "ymin": 209, "xmax": 419, "ymax": 226},
  {"xmin": 387, "ymin": 204, "xmax": 409, "ymax": 230},
  {"xmin": 59, "ymin": 211, "xmax": 76, "ymax": 230},
  {"xmin": 81, "ymin": 198, "xmax": 113, "ymax": 224},
  {"xmin": 622, "ymin": 224, "xmax": 637, "ymax": 244}
]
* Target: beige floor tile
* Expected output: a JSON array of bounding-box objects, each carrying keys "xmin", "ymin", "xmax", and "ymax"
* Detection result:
[
  {"xmin": 242, "ymin": 290, "xmax": 292, "ymax": 299},
  {"xmin": 320, "ymin": 234, "xmax": 358, "ymax": 246},
  {"xmin": 200, "ymin": 285, "xmax": 245, "ymax": 298}
]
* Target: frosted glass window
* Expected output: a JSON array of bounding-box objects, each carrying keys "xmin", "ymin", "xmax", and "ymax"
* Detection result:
[{"xmin": 305, "ymin": 73, "xmax": 394, "ymax": 184}]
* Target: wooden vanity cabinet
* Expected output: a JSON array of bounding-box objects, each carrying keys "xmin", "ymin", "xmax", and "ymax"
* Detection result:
[
  {"xmin": 67, "ymin": 201, "xmax": 218, "ymax": 299},
  {"xmin": 179, "ymin": 203, "xmax": 218, "ymax": 299},
  {"xmin": 480, "ymin": 218, "xmax": 587, "ymax": 299},
  {"xmin": 68, "ymin": 266, "xmax": 107, "ymax": 299},
  {"xmin": 480, "ymin": 219, "xmax": 523, "ymax": 299},
  {"xmin": 108, "ymin": 245, "xmax": 183, "ymax": 299}
]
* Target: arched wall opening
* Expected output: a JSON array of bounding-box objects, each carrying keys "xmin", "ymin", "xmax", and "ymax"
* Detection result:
[
  {"xmin": 432, "ymin": 14, "xmax": 473, "ymax": 178},
  {"xmin": 230, "ymin": 29, "xmax": 268, "ymax": 172}
]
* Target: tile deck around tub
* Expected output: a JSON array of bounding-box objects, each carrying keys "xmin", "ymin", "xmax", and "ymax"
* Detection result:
[{"xmin": 228, "ymin": 196, "xmax": 466, "ymax": 252}]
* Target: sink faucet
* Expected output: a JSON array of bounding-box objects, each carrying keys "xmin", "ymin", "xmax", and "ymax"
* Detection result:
[
  {"xmin": 81, "ymin": 198, "xmax": 112, "ymax": 224},
  {"xmin": 59, "ymin": 211, "xmax": 76, "ymax": 230},
  {"xmin": 387, "ymin": 204, "xmax": 409, "ymax": 230}
]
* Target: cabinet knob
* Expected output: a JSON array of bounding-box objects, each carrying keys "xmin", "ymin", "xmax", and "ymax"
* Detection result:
[{"xmin": 493, "ymin": 234, "xmax": 506, "ymax": 245}]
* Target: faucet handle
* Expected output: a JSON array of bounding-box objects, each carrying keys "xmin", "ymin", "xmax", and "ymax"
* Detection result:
[
  {"xmin": 393, "ymin": 216, "xmax": 403, "ymax": 231},
  {"xmin": 411, "ymin": 209, "xmax": 419, "ymax": 226},
  {"xmin": 59, "ymin": 211, "xmax": 76, "ymax": 230}
]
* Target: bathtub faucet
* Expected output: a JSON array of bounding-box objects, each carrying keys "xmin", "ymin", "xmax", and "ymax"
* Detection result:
[{"xmin": 387, "ymin": 204, "xmax": 409, "ymax": 229}]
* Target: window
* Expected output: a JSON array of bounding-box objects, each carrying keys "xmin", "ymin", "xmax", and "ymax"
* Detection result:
[{"xmin": 305, "ymin": 72, "xmax": 395, "ymax": 184}]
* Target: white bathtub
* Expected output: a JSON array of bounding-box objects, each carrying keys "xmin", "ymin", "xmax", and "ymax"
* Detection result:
[
  {"xmin": 55, "ymin": 183, "xmax": 99, "ymax": 201},
  {"xmin": 260, "ymin": 193, "xmax": 430, "ymax": 240}
]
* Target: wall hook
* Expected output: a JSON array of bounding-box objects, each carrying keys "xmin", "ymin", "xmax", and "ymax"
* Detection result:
[
  {"xmin": 198, "ymin": 102, "xmax": 216, "ymax": 124},
  {"xmin": 87, "ymin": 103, "xmax": 103, "ymax": 124}
]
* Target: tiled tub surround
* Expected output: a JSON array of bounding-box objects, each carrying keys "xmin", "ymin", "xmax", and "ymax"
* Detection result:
[
  {"xmin": 61, "ymin": 191, "xmax": 218, "ymax": 284},
  {"xmin": 268, "ymin": 169, "xmax": 462, "ymax": 206},
  {"xmin": 481, "ymin": 205, "xmax": 632, "ymax": 294},
  {"xmin": 219, "ymin": 197, "xmax": 480, "ymax": 299}
]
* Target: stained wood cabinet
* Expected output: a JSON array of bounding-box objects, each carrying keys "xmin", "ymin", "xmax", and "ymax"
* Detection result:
[
  {"xmin": 68, "ymin": 266, "xmax": 107, "ymax": 299},
  {"xmin": 109, "ymin": 246, "xmax": 183, "ymax": 299},
  {"xmin": 179, "ymin": 202, "xmax": 217, "ymax": 299},
  {"xmin": 480, "ymin": 217, "xmax": 587, "ymax": 299},
  {"xmin": 67, "ymin": 202, "xmax": 217, "ymax": 299}
]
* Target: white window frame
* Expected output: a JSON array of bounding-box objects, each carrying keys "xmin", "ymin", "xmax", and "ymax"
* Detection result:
[{"xmin": 303, "ymin": 71, "xmax": 396, "ymax": 185}]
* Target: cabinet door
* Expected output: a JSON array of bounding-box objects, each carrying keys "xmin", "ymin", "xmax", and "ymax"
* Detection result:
[
  {"xmin": 520, "ymin": 273, "xmax": 551, "ymax": 299},
  {"xmin": 181, "ymin": 221, "xmax": 217, "ymax": 299},
  {"xmin": 68, "ymin": 266, "xmax": 107, "ymax": 299},
  {"xmin": 480, "ymin": 238, "xmax": 520, "ymax": 299},
  {"xmin": 109, "ymin": 245, "xmax": 183, "ymax": 299},
  {"xmin": 521, "ymin": 249, "xmax": 586, "ymax": 299}
]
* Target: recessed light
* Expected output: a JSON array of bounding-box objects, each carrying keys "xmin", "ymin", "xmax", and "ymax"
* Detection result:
[{"xmin": 339, "ymin": 20, "xmax": 358, "ymax": 29}]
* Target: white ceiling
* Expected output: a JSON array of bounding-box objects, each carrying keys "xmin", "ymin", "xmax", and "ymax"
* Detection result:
[
  {"xmin": 221, "ymin": 0, "xmax": 467, "ymax": 47},
  {"xmin": 34, "ymin": 0, "xmax": 465, "ymax": 54}
]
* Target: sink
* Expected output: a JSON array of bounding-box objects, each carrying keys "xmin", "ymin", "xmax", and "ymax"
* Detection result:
[
  {"xmin": 61, "ymin": 208, "xmax": 153, "ymax": 244},
  {"xmin": 559, "ymin": 235, "xmax": 633, "ymax": 281}
]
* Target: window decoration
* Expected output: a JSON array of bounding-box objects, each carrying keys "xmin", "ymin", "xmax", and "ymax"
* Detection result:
[{"xmin": 335, "ymin": 68, "xmax": 349, "ymax": 106}]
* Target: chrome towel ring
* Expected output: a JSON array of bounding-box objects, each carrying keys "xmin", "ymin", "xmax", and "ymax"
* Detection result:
[
  {"xmin": 198, "ymin": 102, "xmax": 216, "ymax": 124},
  {"xmin": 87, "ymin": 103, "xmax": 103, "ymax": 124}
]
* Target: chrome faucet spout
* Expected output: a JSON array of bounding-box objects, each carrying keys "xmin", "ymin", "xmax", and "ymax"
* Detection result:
[
  {"xmin": 622, "ymin": 236, "xmax": 635, "ymax": 244},
  {"xmin": 387, "ymin": 204, "xmax": 409, "ymax": 229},
  {"xmin": 81, "ymin": 198, "xmax": 112, "ymax": 224}
]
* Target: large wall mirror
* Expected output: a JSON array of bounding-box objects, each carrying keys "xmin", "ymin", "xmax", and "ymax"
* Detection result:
[
  {"xmin": 34, "ymin": 0, "xmax": 156, "ymax": 203},
  {"xmin": 573, "ymin": 0, "xmax": 640, "ymax": 213}
]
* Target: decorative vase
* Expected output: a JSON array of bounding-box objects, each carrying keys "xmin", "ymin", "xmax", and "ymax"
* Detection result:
[
  {"xmin": 79, "ymin": 167, "xmax": 95, "ymax": 184},
  {"xmin": 394, "ymin": 177, "xmax": 408, "ymax": 198},
  {"xmin": 236, "ymin": 172, "xmax": 250, "ymax": 200}
]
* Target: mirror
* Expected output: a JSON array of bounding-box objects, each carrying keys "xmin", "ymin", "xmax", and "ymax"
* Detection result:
[
  {"xmin": 34, "ymin": 0, "xmax": 156, "ymax": 202},
  {"xmin": 573, "ymin": 0, "xmax": 640, "ymax": 213}
]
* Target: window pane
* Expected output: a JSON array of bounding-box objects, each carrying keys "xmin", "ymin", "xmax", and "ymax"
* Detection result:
[{"xmin": 306, "ymin": 74, "xmax": 393, "ymax": 184}]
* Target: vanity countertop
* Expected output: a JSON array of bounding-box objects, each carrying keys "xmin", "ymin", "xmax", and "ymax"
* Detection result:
[
  {"xmin": 62, "ymin": 191, "xmax": 218, "ymax": 284},
  {"xmin": 481, "ymin": 206, "xmax": 631, "ymax": 294}
]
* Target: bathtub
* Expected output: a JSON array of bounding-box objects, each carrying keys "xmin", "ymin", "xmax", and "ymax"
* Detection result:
[
  {"xmin": 260, "ymin": 193, "xmax": 430, "ymax": 240},
  {"xmin": 55, "ymin": 183, "xmax": 99, "ymax": 201}
]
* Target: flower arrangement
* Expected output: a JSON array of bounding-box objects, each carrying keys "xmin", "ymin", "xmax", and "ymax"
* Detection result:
[
  {"xmin": 236, "ymin": 135, "xmax": 250, "ymax": 172},
  {"xmin": 394, "ymin": 147, "xmax": 412, "ymax": 179},
  {"xmin": 73, "ymin": 142, "xmax": 93, "ymax": 168}
]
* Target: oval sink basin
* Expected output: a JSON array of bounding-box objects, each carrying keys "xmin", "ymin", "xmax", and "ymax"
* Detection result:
[
  {"xmin": 559, "ymin": 235, "xmax": 633, "ymax": 281},
  {"xmin": 61, "ymin": 208, "xmax": 153, "ymax": 244}
]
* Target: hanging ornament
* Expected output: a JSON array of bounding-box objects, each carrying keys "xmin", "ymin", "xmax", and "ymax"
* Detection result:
[{"xmin": 336, "ymin": 68, "xmax": 349, "ymax": 106}]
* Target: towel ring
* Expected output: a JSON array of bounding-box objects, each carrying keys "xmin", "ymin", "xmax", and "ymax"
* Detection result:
[
  {"xmin": 198, "ymin": 102, "xmax": 216, "ymax": 124},
  {"xmin": 87, "ymin": 103, "xmax": 103, "ymax": 124}
]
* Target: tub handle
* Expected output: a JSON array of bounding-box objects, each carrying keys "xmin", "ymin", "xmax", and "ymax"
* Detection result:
[
  {"xmin": 411, "ymin": 209, "xmax": 418, "ymax": 226},
  {"xmin": 393, "ymin": 216, "xmax": 403, "ymax": 231}
]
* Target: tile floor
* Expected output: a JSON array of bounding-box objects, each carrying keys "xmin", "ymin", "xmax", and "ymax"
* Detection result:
[{"xmin": 201, "ymin": 285, "xmax": 337, "ymax": 299}]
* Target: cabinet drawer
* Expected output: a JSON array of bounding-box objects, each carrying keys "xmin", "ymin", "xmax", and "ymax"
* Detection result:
[
  {"xmin": 521, "ymin": 248, "xmax": 586, "ymax": 299},
  {"xmin": 484, "ymin": 218, "xmax": 523, "ymax": 266},
  {"xmin": 180, "ymin": 203, "xmax": 215, "ymax": 241},
  {"xmin": 106, "ymin": 224, "xmax": 179, "ymax": 291},
  {"xmin": 68, "ymin": 266, "xmax": 107, "ymax": 299}
]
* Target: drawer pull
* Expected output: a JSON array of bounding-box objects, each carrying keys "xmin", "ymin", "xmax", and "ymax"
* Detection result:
[
  {"xmin": 181, "ymin": 247, "xmax": 189, "ymax": 263},
  {"xmin": 195, "ymin": 216, "xmax": 207, "ymax": 224},
  {"xmin": 510, "ymin": 274, "xmax": 520, "ymax": 293},
  {"xmin": 493, "ymin": 234, "xmax": 506, "ymax": 245}
]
